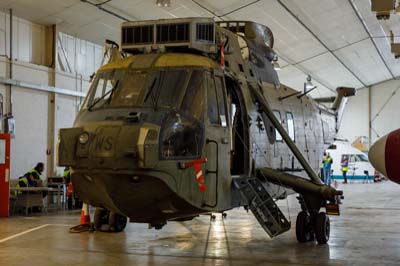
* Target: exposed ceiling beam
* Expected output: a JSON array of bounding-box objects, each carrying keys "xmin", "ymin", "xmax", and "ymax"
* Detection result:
[
  {"xmin": 219, "ymin": 0, "xmax": 261, "ymax": 18},
  {"xmin": 280, "ymin": 37, "xmax": 371, "ymax": 70},
  {"xmin": 190, "ymin": 0, "xmax": 261, "ymax": 21},
  {"xmin": 348, "ymin": 0, "xmax": 395, "ymax": 79},
  {"xmin": 80, "ymin": 0, "xmax": 130, "ymax": 21},
  {"xmin": 276, "ymin": 0, "xmax": 367, "ymax": 88},
  {"xmin": 190, "ymin": 0, "xmax": 224, "ymax": 21},
  {"xmin": 276, "ymin": 50, "xmax": 336, "ymax": 94}
]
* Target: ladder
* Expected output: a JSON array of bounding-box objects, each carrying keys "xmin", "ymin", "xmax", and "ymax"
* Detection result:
[{"xmin": 233, "ymin": 177, "xmax": 291, "ymax": 238}]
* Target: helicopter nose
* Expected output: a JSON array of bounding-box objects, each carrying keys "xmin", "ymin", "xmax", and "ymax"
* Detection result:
[
  {"xmin": 369, "ymin": 135, "xmax": 388, "ymax": 178},
  {"xmin": 369, "ymin": 129, "xmax": 400, "ymax": 184}
]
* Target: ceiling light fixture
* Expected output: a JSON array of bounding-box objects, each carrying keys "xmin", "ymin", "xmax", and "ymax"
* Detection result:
[
  {"xmin": 272, "ymin": 55, "xmax": 281, "ymax": 71},
  {"xmin": 304, "ymin": 75, "xmax": 316, "ymax": 92},
  {"xmin": 156, "ymin": 0, "xmax": 171, "ymax": 7}
]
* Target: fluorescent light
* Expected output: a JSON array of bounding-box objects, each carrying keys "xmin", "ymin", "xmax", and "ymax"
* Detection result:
[
  {"xmin": 304, "ymin": 75, "xmax": 316, "ymax": 91},
  {"xmin": 272, "ymin": 54, "xmax": 281, "ymax": 71},
  {"xmin": 273, "ymin": 61, "xmax": 281, "ymax": 71},
  {"xmin": 156, "ymin": 0, "xmax": 171, "ymax": 7}
]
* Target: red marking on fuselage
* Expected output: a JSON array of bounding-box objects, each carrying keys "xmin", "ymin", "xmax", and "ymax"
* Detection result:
[{"xmin": 385, "ymin": 129, "xmax": 400, "ymax": 184}]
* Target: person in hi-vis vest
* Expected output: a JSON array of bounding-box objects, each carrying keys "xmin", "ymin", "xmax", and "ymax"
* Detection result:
[{"xmin": 341, "ymin": 156, "xmax": 349, "ymax": 184}]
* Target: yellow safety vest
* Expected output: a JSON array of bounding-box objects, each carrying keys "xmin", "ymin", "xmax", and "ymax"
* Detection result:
[{"xmin": 27, "ymin": 169, "xmax": 42, "ymax": 180}]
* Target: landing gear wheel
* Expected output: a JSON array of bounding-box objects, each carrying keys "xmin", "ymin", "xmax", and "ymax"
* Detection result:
[
  {"xmin": 315, "ymin": 212, "xmax": 330, "ymax": 244},
  {"xmin": 296, "ymin": 211, "xmax": 314, "ymax": 243},
  {"xmin": 94, "ymin": 208, "xmax": 109, "ymax": 231},
  {"xmin": 222, "ymin": 212, "xmax": 227, "ymax": 218},
  {"xmin": 109, "ymin": 212, "xmax": 127, "ymax": 232}
]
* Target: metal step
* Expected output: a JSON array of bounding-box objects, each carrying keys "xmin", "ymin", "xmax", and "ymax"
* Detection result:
[{"xmin": 233, "ymin": 177, "xmax": 291, "ymax": 238}]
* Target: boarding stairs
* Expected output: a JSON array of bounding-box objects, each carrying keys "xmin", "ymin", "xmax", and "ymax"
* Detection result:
[{"xmin": 233, "ymin": 177, "xmax": 291, "ymax": 238}]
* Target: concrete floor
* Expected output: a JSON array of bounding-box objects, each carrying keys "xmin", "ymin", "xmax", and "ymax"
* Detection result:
[{"xmin": 0, "ymin": 181, "xmax": 399, "ymax": 266}]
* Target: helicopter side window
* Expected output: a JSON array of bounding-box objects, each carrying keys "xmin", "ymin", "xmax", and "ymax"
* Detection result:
[
  {"xmin": 206, "ymin": 72, "xmax": 219, "ymax": 124},
  {"xmin": 349, "ymin": 155, "xmax": 357, "ymax": 163},
  {"xmin": 286, "ymin": 112, "xmax": 295, "ymax": 141},
  {"xmin": 214, "ymin": 76, "xmax": 227, "ymax": 127},
  {"xmin": 273, "ymin": 110, "xmax": 283, "ymax": 141},
  {"xmin": 206, "ymin": 72, "xmax": 227, "ymax": 126}
]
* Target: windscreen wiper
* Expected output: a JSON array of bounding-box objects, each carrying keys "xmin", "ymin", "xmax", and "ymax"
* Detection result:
[{"xmin": 88, "ymin": 80, "xmax": 120, "ymax": 111}]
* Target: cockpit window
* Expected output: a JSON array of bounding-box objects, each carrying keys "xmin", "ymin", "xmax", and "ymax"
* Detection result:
[
  {"xmin": 110, "ymin": 70, "xmax": 148, "ymax": 107},
  {"xmin": 161, "ymin": 112, "xmax": 204, "ymax": 160},
  {"xmin": 84, "ymin": 71, "xmax": 118, "ymax": 110},
  {"xmin": 356, "ymin": 154, "xmax": 369, "ymax": 162},
  {"xmin": 144, "ymin": 70, "xmax": 189, "ymax": 108},
  {"xmin": 180, "ymin": 70, "xmax": 205, "ymax": 121},
  {"xmin": 160, "ymin": 70, "xmax": 206, "ymax": 160},
  {"xmin": 84, "ymin": 69, "xmax": 190, "ymax": 110}
]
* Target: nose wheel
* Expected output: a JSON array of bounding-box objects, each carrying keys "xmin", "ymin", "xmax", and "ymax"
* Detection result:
[
  {"xmin": 296, "ymin": 211, "xmax": 330, "ymax": 244},
  {"xmin": 94, "ymin": 208, "xmax": 127, "ymax": 232}
]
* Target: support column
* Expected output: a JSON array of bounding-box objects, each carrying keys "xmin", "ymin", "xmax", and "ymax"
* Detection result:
[
  {"xmin": 5, "ymin": 9, "xmax": 13, "ymax": 118},
  {"xmin": 368, "ymin": 86, "xmax": 372, "ymax": 148},
  {"xmin": 46, "ymin": 25, "xmax": 57, "ymax": 177}
]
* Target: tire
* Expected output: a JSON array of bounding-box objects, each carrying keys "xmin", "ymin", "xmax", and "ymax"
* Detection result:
[
  {"xmin": 109, "ymin": 212, "xmax": 127, "ymax": 232},
  {"xmin": 296, "ymin": 211, "xmax": 314, "ymax": 243},
  {"xmin": 315, "ymin": 212, "xmax": 330, "ymax": 244},
  {"xmin": 94, "ymin": 208, "xmax": 109, "ymax": 231}
]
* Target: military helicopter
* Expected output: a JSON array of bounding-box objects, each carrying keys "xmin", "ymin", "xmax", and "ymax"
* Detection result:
[{"xmin": 58, "ymin": 18, "xmax": 355, "ymax": 244}]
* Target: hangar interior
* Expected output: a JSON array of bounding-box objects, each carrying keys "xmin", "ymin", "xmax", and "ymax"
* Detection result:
[{"xmin": 0, "ymin": 0, "xmax": 400, "ymax": 265}]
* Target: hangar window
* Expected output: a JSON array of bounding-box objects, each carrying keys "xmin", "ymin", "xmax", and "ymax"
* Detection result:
[
  {"xmin": 286, "ymin": 112, "xmax": 295, "ymax": 141},
  {"xmin": 273, "ymin": 110, "xmax": 283, "ymax": 141}
]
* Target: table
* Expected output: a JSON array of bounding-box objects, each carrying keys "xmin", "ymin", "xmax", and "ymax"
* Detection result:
[
  {"xmin": 46, "ymin": 183, "xmax": 66, "ymax": 209},
  {"xmin": 10, "ymin": 187, "xmax": 55, "ymax": 215}
]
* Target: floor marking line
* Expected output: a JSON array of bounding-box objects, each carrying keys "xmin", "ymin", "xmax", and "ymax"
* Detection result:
[
  {"xmin": 46, "ymin": 224, "xmax": 75, "ymax": 227},
  {"xmin": 0, "ymin": 224, "xmax": 50, "ymax": 243}
]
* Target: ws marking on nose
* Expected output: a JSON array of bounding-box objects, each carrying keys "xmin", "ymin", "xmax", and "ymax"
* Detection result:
[{"xmin": 95, "ymin": 136, "xmax": 113, "ymax": 151}]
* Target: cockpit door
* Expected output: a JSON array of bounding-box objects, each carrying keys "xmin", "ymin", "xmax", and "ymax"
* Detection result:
[{"xmin": 202, "ymin": 70, "xmax": 230, "ymax": 209}]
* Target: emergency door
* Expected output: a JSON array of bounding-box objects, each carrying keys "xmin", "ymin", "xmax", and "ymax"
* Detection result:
[
  {"xmin": 0, "ymin": 134, "xmax": 11, "ymax": 217},
  {"xmin": 203, "ymin": 70, "xmax": 230, "ymax": 208}
]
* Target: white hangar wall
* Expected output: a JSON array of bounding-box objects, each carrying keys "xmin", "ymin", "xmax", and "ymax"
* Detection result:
[
  {"xmin": 338, "ymin": 79, "xmax": 400, "ymax": 146},
  {"xmin": 0, "ymin": 11, "xmax": 103, "ymax": 179}
]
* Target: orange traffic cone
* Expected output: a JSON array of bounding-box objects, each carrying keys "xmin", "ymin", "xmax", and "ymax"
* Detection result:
[
  {"xmin": 69, "ymin": 203, "xmax": 93, "ymax": 233},
  {"xmin": 79, "ymin": 203, "xmax": 90, "ymax": 224}
]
